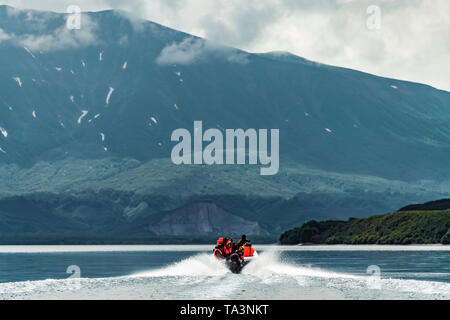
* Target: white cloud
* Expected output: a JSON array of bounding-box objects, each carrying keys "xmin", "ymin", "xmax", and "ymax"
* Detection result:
[
  {"xmin": 113, "ymin": 9, "xmax": 146, "ymax": 32},
  {"xmin": 4, "ymin": 5, "xmax": 21, "ymax": 17},
  {"xmin": 15, "ymin": 14, "xmax": 98, "ymax": 51},
  {"xmin": 156, "ymin": 37, "xmax": 249, "ymax": 65},
  {"xmin": 157, "ymin": 37, "xmax": 205, "ymax": 65},
  {"xmin": 0, "ymin": 29, "xmax": 11, "ymax": 42}
]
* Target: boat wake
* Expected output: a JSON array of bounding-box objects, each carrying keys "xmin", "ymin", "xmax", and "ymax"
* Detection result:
[
  {"xmin": 0, "ymin": 250, "xmax": 449, "ymax": 300},
  {"xmin": 131, "ymin": 253, "xmax": 230, "ymax": 278}
]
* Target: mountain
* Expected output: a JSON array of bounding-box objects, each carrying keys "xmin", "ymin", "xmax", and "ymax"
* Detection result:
[
  {"xmin": 0, "ymin": 6, "xmax": 450, "ymax": 241},
  {"xmin": 398, "ymin": 198, "xmax": 450, "ymax": 212},
  {"xmin": 279, "ymin": 200, "xmax": 450, "ymax": 245}
]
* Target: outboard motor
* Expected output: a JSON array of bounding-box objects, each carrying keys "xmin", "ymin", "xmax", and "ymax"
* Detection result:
[{"xmin": 227, "ymin": 253, "xmax": 243, "ymax": 274}]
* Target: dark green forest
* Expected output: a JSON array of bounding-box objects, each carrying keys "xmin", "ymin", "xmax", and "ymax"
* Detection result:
[{"xmin": 280, "ymin": 202, "xmax": 450, "ymax": 245}]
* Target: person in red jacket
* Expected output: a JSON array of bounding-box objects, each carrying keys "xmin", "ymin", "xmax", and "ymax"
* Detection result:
[
  {"xmin": 237, "ymin": 235, "xmax": 249, "ymax": 248},
  {"xmin": 241, "ymin": 242, "xmax": 255, "ymax": 258},
  {"xmin": 213, "ymin": 237, "xmax": 226, "ymax": 259},
  {"xmin": 213, "ymin": 238, "xmax": 240, "ymax": 259},
  {"xmin": 223, "ymin": 239, "xmax": 235, "ymax": 257}
]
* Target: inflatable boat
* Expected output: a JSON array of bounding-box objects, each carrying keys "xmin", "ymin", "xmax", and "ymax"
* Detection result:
[{"xmin": 213, "ymin": 237, "xmax": 258, "ymax": 273}]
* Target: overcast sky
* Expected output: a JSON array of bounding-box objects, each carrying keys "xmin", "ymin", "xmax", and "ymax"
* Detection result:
[{"xmin": 2, "ymin": 0, "xmax": 449, "ymax": 91}]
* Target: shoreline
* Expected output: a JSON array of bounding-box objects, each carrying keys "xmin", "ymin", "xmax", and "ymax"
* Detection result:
[{"xmin": 0, "ymin": 243, "xmax": 449, "ymax": 253}]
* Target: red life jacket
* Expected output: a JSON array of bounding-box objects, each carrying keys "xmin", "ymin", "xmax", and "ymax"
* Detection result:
[
  {"xmin": 242, "ymin": 246, "xmax": 255, "ymax": 257},
  {"xmin": 216, "ymin": 238, "xmax": 224, "ymax": 246},
  {"xmin": 224, "ymin": 241, "xmax": 233, "ymax": 255}
]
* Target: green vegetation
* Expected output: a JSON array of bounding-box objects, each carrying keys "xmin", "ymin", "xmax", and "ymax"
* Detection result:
[
  {"xmin": 280, "ymin": 210, "xmax": 450, "ymax": 245},
  {"xmin": 1, "ymin": 158, "xmax": 442, "ymax": 200}
]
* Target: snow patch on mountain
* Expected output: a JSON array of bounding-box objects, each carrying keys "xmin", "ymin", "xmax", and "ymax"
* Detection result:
[
  {"xmin": 0, "ymin": 127, "xmax": 7, "ymax": 138},
  {"xmin": 13, "ymin": 77, "xmax": 22, "ymax": 87},
  {"xmin": 77, "ymin": 110, "xmax": 88, "ymax": 124},
  {"xmin": 106, "ymin": 87, "xmax": 114, "ymax": 104},
  {"xmin": 23, "ymin": 46, "xmax": 35, "ymax": 58}
]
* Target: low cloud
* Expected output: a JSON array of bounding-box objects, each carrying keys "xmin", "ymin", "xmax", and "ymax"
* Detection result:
[
  {"xmin": 113, "ymin": 10, "xmax": 147, "ymax": 32},
  {"xmin": 0, "ymin": 7, "xmax": 98, "ymax": 52},
  {"xmin": 0, "ymin": 29, "xmax": 11, "ymax": 42},
  {"xmin": 156, "ymin": 37, "xmax": 249, "ymax": 65},
  {"xmin": 5, "ymin": 5, "xmax": 21, "ymax": 17},
  {"xmin": 16, "ymin": 14, "xmax": 98, "ymax": 51}
]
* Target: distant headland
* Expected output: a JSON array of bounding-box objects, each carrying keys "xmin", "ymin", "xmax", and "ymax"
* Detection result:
[{"xmin": 280, "ymin": 199, "xmax": 450, "ymax": 245}]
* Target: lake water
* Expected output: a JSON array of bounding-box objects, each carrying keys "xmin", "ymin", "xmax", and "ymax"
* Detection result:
[{"xmin": 0, "ymin": 245, "xmax": 448, "ymax": 300}]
